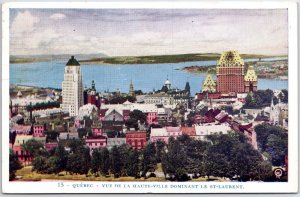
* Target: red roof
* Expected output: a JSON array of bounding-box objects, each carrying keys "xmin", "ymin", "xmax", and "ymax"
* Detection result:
[
  {"xmin": 86, "ymin": 136, "xmax": 107, "ymax": 140},
  {"xmin": 166, "ymin": 127, "xmax": 180, "ymax": 133},
  {"xmin": 181, "ymin": 127, "xmax": 196, "ymax": 136},
  {"xmin": 123, "ymin": 110, "xmax": 130, "ymax": 116},
  {"xmin": 99, "ymin": 109, "xmax": 108, "ymax": 117}
]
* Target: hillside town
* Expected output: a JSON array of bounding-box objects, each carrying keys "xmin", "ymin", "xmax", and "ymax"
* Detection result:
[{"xmin": 9, "ymin": 51, "xmax": 288, "ymax": 181}]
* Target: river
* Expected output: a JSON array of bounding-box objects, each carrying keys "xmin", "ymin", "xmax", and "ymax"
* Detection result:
[{"xmin": 10, "ymin": 57, "xmax": 288, "ymax": 95}]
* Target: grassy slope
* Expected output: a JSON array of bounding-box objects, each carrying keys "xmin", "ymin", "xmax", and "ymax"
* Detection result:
[
  {"xmin": 15, "ymin": 165, "xmax": 225, "ymax": 182},
  {"xmin": 15, "ymin": 166, "xmax": 165, "ymax": 182}
]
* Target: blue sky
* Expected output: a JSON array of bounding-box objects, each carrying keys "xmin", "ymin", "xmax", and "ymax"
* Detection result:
[{"xmin": 10, "ymin": 9, "xmax": 288, "ymax": 56}]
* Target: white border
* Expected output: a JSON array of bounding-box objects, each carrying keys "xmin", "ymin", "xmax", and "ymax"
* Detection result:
[{"xmin": 2, "ymin": 1, "xmax": 298, "ymax": 193}]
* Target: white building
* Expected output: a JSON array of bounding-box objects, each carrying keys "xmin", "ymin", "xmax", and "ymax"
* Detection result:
[
  {"xmin": 144, "ymin": 93, "xmax": 176, "ymax": 109},
  {"xmin": 61, "ymin": 56, "xmax": 84, "ymax": 116},
  {"xmin": 107, "ymin": 138, "xmax": 126, "ymax": 150},
  {"xmin": 77, "ymin": 104, "xmax": 98, "ymax": 120},
  {"xmin": 101, "ymin": 102, "xmax": 159, "ymax": 114},
  {"xmin": 194, "ymin": 123, "xmax": 231, "ymax": 140},
  {"xmin": 150, "ymin": 127, "xmax": 181, "ymax": 144}
]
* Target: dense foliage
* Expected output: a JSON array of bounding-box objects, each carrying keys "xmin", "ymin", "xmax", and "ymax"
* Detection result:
[
  {"xmin": 244, "ymin": 89, "xmax": 274, "ymax": 108},
  {"xmin": 125, "ymin": 109, "xmax": 147, "ymax": 130},
  {"xmin": 244, "ymin": 89, "xmax": 288, "ymax": 108},
  {"xmin": 161, "ymin": 133, "xmax": 273, "ymax": 181},
  {"xmin": 26, "ymin": 101, "xmax": 60, "ymax": 111},
  {"xmin": 9, "ymin": 149, "xmax": 22, "ymax": 180},
  {"xmin": 24, "ymin": 130, "xmax": 280, "ymax": 182},
  {"xmin": 254, "ymin": 123, "xmax": 288, "ymax": 166},
  {"xmin": 108, "ymin": 96, "xmax": 136, "ymax": 104}
]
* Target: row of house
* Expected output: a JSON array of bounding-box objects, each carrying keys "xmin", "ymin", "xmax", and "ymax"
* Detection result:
[
  {"xmin": 150, "ymin": 124, "xmax": 231, "ymax": 143},
  {"xmin": 9, "ymin": 124, "xmax": 148, "ymax": 163}
]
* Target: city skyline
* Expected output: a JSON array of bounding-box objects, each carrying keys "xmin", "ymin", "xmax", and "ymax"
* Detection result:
[{"xmin": 10, "ymin": 9, "xmax": 288, "ymax": 56}]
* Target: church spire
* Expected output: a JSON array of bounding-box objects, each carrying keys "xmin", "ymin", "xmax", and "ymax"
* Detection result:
[
  {"xmin": 91, "ymin": 80, "xmax": 96, "ymax": 91},
  {"xmin": 129, "ymin": 80, "xmax": 134, "ymax": 96},
  {"xmin": 271, "ymin": 97, "xmax": 274, "ymax": 109}
]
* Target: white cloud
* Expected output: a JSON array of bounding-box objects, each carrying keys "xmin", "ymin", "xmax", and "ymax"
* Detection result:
[
  {"xmin": 10, "ymin": 9, "xmax": 288, "ymax": 56},
  {"xmin": 49, "ymin": 13, "xmax": 66, "ymax": 20},
  {"xmin": 10, "ymin": 11, "xmax": 40, "ymax": 34}
]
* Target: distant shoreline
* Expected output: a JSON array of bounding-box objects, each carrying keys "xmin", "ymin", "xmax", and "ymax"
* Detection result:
[
  {"xmin": 10, "ymin": 53, "xmax": 287, "ymax": 65},
  {"xmin": 180, "ymin": 59, "xmax": 288, "ymax": 80}
]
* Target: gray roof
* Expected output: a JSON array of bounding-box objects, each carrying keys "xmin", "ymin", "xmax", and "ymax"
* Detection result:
[{"xmin": 66, "ymin": 56, "xmax": 80, "ymax": 66}]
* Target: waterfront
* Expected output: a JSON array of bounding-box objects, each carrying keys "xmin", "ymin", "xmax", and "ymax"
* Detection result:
[{"xmin": 10, "ymin": 58, "xmax": 288, "ymax": 95}]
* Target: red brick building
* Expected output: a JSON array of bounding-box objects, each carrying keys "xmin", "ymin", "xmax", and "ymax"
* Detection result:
[
  {"xmin": 85, "ymin": 136, "xmax": 107, "ymax": 153},
  {"xmin": 125, "ymin": 131, "xmax": 147, "ymax": 150},
  {"xmin": 216, "ymin": 51, "xmax": 245, "ymax": 93},
  {"xmin": 33, "ymin": 124, "xmax": 45, "ymax": 137},
  {"xmin": 91, "ymin": 126, "xmax": 103, "ymax": 136},
  {"xmin": 12, "ymin": 135, "xmax": 33, "ymax": 163}
]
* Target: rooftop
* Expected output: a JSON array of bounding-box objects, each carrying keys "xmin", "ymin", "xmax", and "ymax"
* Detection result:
[{"xmin": 66, "ymin": 56, "xmax": 80, "ymax": 66}]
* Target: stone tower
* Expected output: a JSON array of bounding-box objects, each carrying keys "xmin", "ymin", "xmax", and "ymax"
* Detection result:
[{"xmin": 61, "ymin": 56, "xmax": 84, "ymax": 116}]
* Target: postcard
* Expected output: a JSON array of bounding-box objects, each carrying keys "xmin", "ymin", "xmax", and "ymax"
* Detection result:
[{"xmin": 2, "ymin": 1, "xmax": 298, "ymax": 194}]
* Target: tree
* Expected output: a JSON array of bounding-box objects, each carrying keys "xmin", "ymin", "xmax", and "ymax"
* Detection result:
[
  {"xmin": 9, "ymin": 149, "xmax": 22, "ymax": 180},
  {"xmin": 129, "ymin": 110, "xmax": 147, "ymax": 124},
  {"xmin": 161, "ymin": 137, "xmax": 189, "ymax": 181},
  {"xmin": 203, "ymin": 134, "xmax": 236, "ymax": 179},
  {"xmin": 117, "ymin": 144, "xmax": 132, "ymax": 176},
  {"xmin": 109, "ymin": 95, "xmax": 136, "ymax": 104},
  {"xmin": 125, "ymin": 118, "xmax": 139, "ymax": 130},
  {"xmin": 110, "ymin": 146, "xmax": 122, "ymax": 178},
  {"xmin": 255, "ymin": 123, "xmax": 286, "ymax": 151},
  {"xmin": 54, "ymin": 143, "xmax": 69, "ymax": 173},
  {"xmin": 155, "ymin": 140, "xmax": 166, "ymax": 163},
  {"xmin": 21, "ymin": 139, "xmax": 45, "ymax": 157},
  {"xmin": 66, "ymin": 153, "xmax": 82, "ymax": 175},
  {"xmin": 68, "ymin": 139, "xmax": 85, "ymax": 153},
  {"xmin": 185, "ymin": 140, "xmax": 209, "ymax": 178},
  {"xmin": 230, "ymin": 142, "xmax": 263, "ymax": 181},
  {"xmin": 244, "ymin": 89, "xmax": 274, "ymax": 108},
  {"xmin": 78, "ymin": 128, "xmax": 89, "ymax": 139},
  {"xmin": 204, "ymin": 132, "xmax": 265, "ymax": 181},
  {"xmin": 281, "ymin": 89, "xmax": 288, "ymax": 103},
  {"xmin": 79, "ymin": 116, "xmax": 93, "ymax": 128},
  {"xmin": 266, "ymin": 134, "xmax": 288, "ymax": 166},
  {"xmin": 45, "ymin": 130, "xmax": 59, "ymax": 143},
  {"xmin": 126, "ymin": 149, "xmax": 140, "ymax": 178},
  {"xmin": 99, "ymin": 147, "xmax": 110, "ymax": 176},
  {"xmin": 125, "ymin": 110, "xmax": 147, "ymax": 130},
  {"xmin": 66, "ymin": 146, "xmax": 91, "ymax": 176},
  {"xmin": 9, "ymin": 131, "xmax": 17, "ymax": 146},
  {"xmin": 91, "ymin": 149, "xmax": 101, "ymax": 176},
  {"xmin": 45, "ymin": 156, "xmax": 60, "ymax": 174},
  {"xmin": 82, "ymin": 147, "xmax": 92, "ymax": 176},
  {"xmin": 257, "ymin": 160, "xmax": 273, "ymax": 181},
  {"xmin": 141, "ymin": 142, "xmax": 157, "ymax": 177},
  {"xmin": 32, "ymin": 155, "xmax": 47, "ymax": 173},
  {"xmin": 204, "ymin": 152, "xmax": 230, "ymax": 179}
]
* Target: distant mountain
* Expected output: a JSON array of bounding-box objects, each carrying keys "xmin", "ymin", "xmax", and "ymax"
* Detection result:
[{"xmin": 10, "ymin": 53, "xmax": 108, "ymax": 64}]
